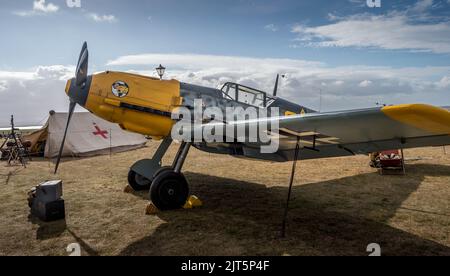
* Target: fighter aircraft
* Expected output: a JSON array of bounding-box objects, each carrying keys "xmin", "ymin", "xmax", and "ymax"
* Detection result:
[{"xmin": 55, "ymin": 43, "xmax": 450, "ymax": 211}]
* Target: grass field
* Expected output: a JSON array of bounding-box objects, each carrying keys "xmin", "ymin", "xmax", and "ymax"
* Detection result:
[{"xmin": 0, "ymin": 142, "xmax": 449, "ymax": 256}]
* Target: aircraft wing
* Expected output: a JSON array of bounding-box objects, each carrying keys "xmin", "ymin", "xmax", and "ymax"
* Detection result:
[{"xmin": 197, "ymin": 104, "xmax": 450, "ymax": 161}]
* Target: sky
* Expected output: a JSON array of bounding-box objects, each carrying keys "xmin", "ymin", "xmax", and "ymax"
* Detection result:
[{"xmin": 0, "ymin": 0, "xmax": 449, "ymax": 126}]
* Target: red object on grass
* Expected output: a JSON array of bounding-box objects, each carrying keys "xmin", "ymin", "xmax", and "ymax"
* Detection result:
[{"xmin": 379, "ymin": 150, "xmax": 403, "ymax": 168}]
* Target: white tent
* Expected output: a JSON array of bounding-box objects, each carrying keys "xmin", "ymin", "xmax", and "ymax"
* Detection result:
[{"xmin": 24, "ymin": 112, "xmax": 147, "ymax": 158}]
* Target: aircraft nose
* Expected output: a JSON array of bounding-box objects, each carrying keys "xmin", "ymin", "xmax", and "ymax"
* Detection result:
[{"xmin": 65, "ymin": 75, "xmax": 92, "ymax": 107}]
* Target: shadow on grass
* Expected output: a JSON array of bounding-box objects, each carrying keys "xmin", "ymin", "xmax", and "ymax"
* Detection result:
[
  {"xmin": 120, "ymin": 163, "xmax": 450, "ymax": 256},
  {"xmin": 28, "ymin": 215, "xmax": 67, "ymax": 241},
  {"xmin": 28, "ymin": 215, "xmax": 100, "ymax": 256},
  {"xmin": 66, "ymin": 229, "xmax": 100, "ymax": 257}
]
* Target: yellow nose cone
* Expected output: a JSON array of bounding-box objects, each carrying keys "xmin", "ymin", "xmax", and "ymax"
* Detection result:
[{"xmin": 65, "ymin": 79, "xmax": 72, "ymax": 96}]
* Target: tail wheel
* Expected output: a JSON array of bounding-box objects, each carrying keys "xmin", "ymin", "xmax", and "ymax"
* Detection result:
[
  {"xmin": 150, "ymin": 171, "xmax": 189, "ymax": 211},
  {"xmin": 128, "ymin": 170, "xmax": 152, "ymax": 191}
]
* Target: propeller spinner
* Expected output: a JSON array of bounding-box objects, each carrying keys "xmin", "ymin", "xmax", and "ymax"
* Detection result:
[{"xmin": 54, "ymin": 42, "xmax": 90, "ymax": 174}]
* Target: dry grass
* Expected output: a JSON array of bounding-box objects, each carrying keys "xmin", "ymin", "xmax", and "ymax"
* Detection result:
[{"xmin": 0, "ymin": 143, "xmax": 449, "ymax": 256}]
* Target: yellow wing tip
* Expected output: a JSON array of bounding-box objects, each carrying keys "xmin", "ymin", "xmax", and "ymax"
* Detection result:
[
  {"xmin": 382, "ymin": 103, "xmax": 449, "ymax": 112},
  {"xmin": 382, "ymin": 104, "xmax": 450, "ymax": 134}
]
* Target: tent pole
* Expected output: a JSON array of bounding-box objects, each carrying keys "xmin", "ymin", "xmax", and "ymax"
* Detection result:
[
  {"xmin": 109, "ymin": 129, "xmax": 112, "ymax": 158},
  {"xmin": 281, "ymin": 137, "xmax": 301, "ymax": 238}
]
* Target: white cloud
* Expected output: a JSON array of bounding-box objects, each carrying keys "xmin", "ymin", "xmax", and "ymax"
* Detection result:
[
  {"xmin": 88, "ymin": 13, "xmax": 117, "ymax": 23},
  {"xmin": 437, "ymin": 75, "xmax": 450, "ymax": 88},
  {"xmin": 264, "ymin": 24, "xmax": 278, "ymax": 32},
  {"xmin": 291, "ymin": 13, "xmax": 450, "ymax": 54},
  {"xmin": 0, "ymin": 65, "xmax": 75, "ymax": 126},
  {"xmin": 35, "ymin": 65, "xmax": 74, "ymax": 80},
  {"xmin": 359, "ymin": 80, "xmax": 373, "ymax": 88},
  {"xmin": 0, "ymin": 71, "xmax": 35, "ymax": 80},
  {"xmin": 107, "ymin": 53, "xmax": 450, "ymax": 112},
  {"xmin": 33, "ymin": 0, "xmax": 59, "ymax": 13},
  {"xmin": 410, "ymin": 0, "xmax": 434, "ymax": 13},
  {"xmin": 327, "ymin": 13, "xmax": 341, "ymax": 21},
  {"xmin": 14, "ymin": 0, "xmax": 59, "ymax": 17},
  {"xmin": 107, "ymin": 53, "xmax": 323, "ymax": 70},
  {"xmin": 0, "ymin": 81, "xmax": 7, "ymax": 92},
  {"xmin": 13, "ymin": 11, "xmax": 34, "ymax": 17}
]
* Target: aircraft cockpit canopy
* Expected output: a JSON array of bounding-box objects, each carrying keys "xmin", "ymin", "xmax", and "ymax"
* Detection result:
[{"xmin": 220, "ymin": 82, "xmax": 275, "ymax": 107}]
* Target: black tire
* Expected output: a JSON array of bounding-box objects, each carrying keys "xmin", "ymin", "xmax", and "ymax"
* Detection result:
[
  {"xmin": 128, "ymin": 170, "xmax": 152, "ymax": 191},
  {"xmin": 28, "ymin": 197, "xmax": 35, "ymax": 208},
  {"xmin": 150, "ymin": 171, "xmax": 189, "ymax": 211}
]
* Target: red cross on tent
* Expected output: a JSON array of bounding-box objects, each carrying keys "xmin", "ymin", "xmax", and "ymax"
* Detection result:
[{"xmin": 92, "ymin": 124, "xmax": 109, "ymax": 139}]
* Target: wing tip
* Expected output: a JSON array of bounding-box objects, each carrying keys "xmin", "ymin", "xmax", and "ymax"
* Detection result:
[{"xmin": 382, "ymin": 104, "xmax": 450, "ymax": 134}]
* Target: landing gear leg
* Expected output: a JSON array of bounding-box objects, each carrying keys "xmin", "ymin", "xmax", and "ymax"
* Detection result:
[
  {"xmin": 128, "ymin": 138, "xmax": 173, "ymax": 191},
  {"xmin": 150, "ymin": 142, "xmax": 192, "ymax": 211}
]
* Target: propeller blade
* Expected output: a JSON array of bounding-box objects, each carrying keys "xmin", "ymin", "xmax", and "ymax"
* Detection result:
[
  {"xmin": 54, "ymin": 101, "xmax": 77, "ymax": 174},
  {"xmin": 75, "ymin": 42, "xmax": 89, "ymax": 86}
]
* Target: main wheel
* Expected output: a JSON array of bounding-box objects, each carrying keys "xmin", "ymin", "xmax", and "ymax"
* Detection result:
[
  {"xmin": 150, "ymin": 171, "xmax": 189, "ymax": 211},
  {"xmin": 128, "ymin": 170, "xmax": 152, "ymax": 191}
]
